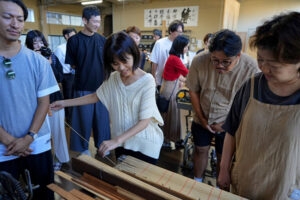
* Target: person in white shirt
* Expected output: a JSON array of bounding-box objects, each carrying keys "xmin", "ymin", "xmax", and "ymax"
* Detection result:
[
  {"xmin": 54, "ymin": 27, "xmax": 76, "ymax": 123},
  {"xmin": 150, "ymin": 20, "xmax": 184, "ymax": 86},
  {"xmin": 51, "ymin": 32, "xmax": 164, "ymax": 164}
]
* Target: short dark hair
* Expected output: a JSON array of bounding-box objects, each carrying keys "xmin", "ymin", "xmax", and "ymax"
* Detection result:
[
  {"xmin": 25, "ymin": 30, "xmax": 48, "ymax": 50},
  {"xmin": 103, "ymin": 31, "xmax": 140, "ymax": 80},
  {"xmin": 169, "ymin": 35, "xmax": 189, "ymax": 58},
  {"xmin": 62, "ymin": 27, "xmax": 77, "ymax": 37},
  {"xmin": 250, "ymin": 12, "xmax": 300, "ymax": 64},
  {"xmin": 168, "ymin": 20, "xmax": 184, "ymax": 34},
  {"xmin": 209, "ymin": 29, "xmax": 242, "ymax": 57},
  {"xmin": 82, "ymin": 5, "xmax": 100, "ymax": 21},
  {"xmin": 153, "ymin": 29, "xmax": 162, "ymax": 38},
  {"xmin": 126, "ymin": 26, "xmax": 141, "ymax": 36},
  {"xmin": 0, "ymin": 0, "xmax": 28, "ymax": 20},
  {"xmin": 203, "ymin": 33, "xmax": 213, "ymax": 44}
]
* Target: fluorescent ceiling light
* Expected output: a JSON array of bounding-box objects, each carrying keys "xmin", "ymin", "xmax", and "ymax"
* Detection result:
[{"xmin": 81, "ymin": 0, "xmax": 103, "ymax": 5}]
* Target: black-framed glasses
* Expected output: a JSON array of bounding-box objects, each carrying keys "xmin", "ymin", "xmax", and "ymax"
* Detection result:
[
  {"xmin": 3, "ymin": 58, "xmax": 15, "ymax": 80},
  {"xmin": 211, "ymin": 58, "xmax": 234, "ymax": 68}
]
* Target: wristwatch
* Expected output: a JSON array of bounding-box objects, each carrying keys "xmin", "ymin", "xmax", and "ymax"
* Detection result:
[{"xmin": 27, "ymin": 131, "xmax": 38, "ymax": 140}]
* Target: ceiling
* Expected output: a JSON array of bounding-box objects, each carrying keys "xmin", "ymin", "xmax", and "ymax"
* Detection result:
[{"xmin": 43, "ymin": 0, "xmax": 152, "ymax": 7}]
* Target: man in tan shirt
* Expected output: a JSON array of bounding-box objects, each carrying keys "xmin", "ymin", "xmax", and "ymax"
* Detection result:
[{"xmin": 186, "ymin": 29, "xmax": 259, "ymax": 183}]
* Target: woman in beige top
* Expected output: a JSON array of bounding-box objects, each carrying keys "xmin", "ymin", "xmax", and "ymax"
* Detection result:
[
  {"xmin": 51, "ymin": 32, "xmax": 163, "ymax": 164},
  {"xmin": 218, "ymin": 12, "xmax": 300, "ymax": 199}
]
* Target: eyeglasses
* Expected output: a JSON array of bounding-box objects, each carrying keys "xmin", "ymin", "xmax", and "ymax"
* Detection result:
[
  {"xmin": 3, "ymin": 58, "xmax": 15, "ymax": 80},
  {"xmin": 211, "ymin": 57, "xmax": 236, "ymax": 68}
]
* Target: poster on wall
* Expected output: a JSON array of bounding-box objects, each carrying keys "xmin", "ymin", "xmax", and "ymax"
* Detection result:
[{"xmin": 144, "ymin": 6, "xmax": 199, "ymax": 27}]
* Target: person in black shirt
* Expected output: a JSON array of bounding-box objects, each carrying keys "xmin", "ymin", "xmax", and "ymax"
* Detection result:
[{"xmin": 65, "ymin": 6, "xmax": 110, "ymax": 156}]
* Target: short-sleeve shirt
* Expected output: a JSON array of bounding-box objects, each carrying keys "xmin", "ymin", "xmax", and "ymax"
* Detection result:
[
  {"xmin": 65, "ymin": 31, "xmax": 106, "ymax": 91},
  {"xmin": 150, "ymin": 37, "xmax": 172, "ymax": 85},
  {"xmin": 163, "ymin": 54, "xmax": 189, "ymax": 81},
  {"xmin": 0, "ymin": 45, "xmax": 59, "ymax": 162},
  {"xmin": 96, "ymin": 72, "xmax": 164, "ymax": 159},
  {"xmin": 54, "ymin": 43, "xmax": 73, "ymax": 74},
  {"xmin": 186, "ymin": 51, "xmax": 259, "ymax": 125},
  {"xmin": 223, "ymin": 72, "xmax": 300, "ymax": 136}
]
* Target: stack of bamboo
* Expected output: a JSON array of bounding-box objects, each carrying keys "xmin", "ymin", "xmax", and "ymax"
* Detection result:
[{"xmin": 49, "ymin": 171, "xmax": 146, "ymax": 200}]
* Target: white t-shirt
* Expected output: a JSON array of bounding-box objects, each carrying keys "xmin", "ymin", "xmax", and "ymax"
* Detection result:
[
  {"xmin": 54, "ymin": 43, "xmax": 73, "ymax": 74},
  {"xmin": 150, "ymin": 37, "xmax": 172, "ymax": 85},
  {"xmin": 96, "ymin": 72, "xmax": 164, "ymax": 159}
]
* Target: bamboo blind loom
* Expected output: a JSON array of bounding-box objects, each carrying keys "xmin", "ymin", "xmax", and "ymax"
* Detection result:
[{"xmin": 68, "ymin": 155, "xmax": 247, "ymax": 200}]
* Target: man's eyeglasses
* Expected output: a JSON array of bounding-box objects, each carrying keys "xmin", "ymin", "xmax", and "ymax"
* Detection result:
[
  {"xmin": 3, "ymin": 58, "xmax": 15, "ymax": 80},
  {"xmin": 211, "ymin": 58, "xmax": 234, "ymax": 68}
]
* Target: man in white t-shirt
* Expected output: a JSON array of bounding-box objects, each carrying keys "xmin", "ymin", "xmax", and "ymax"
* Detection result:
[
  {"xmin": 150, "ymin": 20, "xmax": 184, "ymax": 86},
  {"xmin": 54, "ymin": 27, "xmax": 76, "ymax": 122}
]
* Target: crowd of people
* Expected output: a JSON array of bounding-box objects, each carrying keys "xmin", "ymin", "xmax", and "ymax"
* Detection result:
[{"xmin": 0, "ymin": 0, "xmax": 299, "ymax": 199}]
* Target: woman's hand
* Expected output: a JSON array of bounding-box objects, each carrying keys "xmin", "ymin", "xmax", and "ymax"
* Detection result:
[
  {"xmin": 217, "ymin": 168, "xmax": 231, "ymax": 191},
  {"xmin": 50, "ymin": 100, "xmax": 65, "ymax": 111},
  {"xmin": 98, "ymin": 138, "xmax": 120, "ymax": 157}
]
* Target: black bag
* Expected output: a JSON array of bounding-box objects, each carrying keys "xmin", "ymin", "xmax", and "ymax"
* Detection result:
[
  {"xmin": 156, "ymin": 95, "xmax": 170, "ymax": 113},
  {"xmin": 156, "ymin": 80, "xmax": 178, "ymax": 113}
]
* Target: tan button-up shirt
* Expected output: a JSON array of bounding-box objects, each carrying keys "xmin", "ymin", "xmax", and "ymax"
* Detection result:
[{"xmin": 186, "ymin": 52, "xmax": 259, "ymax": 125}]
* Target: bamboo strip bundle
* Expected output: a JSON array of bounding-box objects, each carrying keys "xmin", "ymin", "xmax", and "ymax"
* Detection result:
[
  {"xmin": 116, "ymin": 156, "xmax": 248, "ymax": 200},
  {"xmin": 55, "ymin": 171, "xmax": 111, "ymax": 200},
  {"xmin": 72, "ymin": 155, "xmax": 182, "ymax": 200}
]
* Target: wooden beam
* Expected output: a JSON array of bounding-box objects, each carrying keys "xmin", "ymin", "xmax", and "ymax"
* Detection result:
[{"xmin": 47, "ymin": 183, "xmax": 81, "ymax": 200}]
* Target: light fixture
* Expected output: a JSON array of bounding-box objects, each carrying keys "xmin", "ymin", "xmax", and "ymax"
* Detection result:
[{"xmin": 81, "ymin": 0, "xmax": 103, "ymax": 5}]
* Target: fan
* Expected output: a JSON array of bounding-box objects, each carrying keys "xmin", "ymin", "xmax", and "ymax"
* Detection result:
[{"xmin": 0, "ymin": 170, "xmax": 37, "ymax": 200}]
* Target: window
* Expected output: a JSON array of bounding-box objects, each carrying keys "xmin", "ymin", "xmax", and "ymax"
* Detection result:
[
  {"xmin": 48, "ymin": 35, "xmax": 65, "ymax": 51},
  {"xmin": 46, "ymin": 12, "xmax": 83, "ymax": 26},
  {"xmin": 27, "ymin": 8, "xmax": 35, "ymax": 22}
]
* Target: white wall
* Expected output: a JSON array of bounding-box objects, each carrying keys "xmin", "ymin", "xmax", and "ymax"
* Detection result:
[
  {"xmin": 238, "ymin": 0, "xmax": 300, "ymax": 32},
  {"xmin": 237, "ymin": 0, "xmax": 300, "ymax": 56}
]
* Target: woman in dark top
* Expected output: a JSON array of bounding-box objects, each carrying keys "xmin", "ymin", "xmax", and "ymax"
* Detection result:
[
  {"xmin": 26, "ymin": 30, "xmax": 69, "ymax": 171},
  {"xmin": 218, "ymin": 12, "xmax": 300, "ymax": 199}
]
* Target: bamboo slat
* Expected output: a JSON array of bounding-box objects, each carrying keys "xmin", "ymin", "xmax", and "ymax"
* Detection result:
[
  {"xmin": 69, "ymin": 189, "xmax": 96, "ymax": 200},
  {"xmin": 81, "ymin": 173, "xmax": 131, "ymax": 200},
  {"xmin": 115, "ymin": 186, "xmax": 146, "ymax": 200}
]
